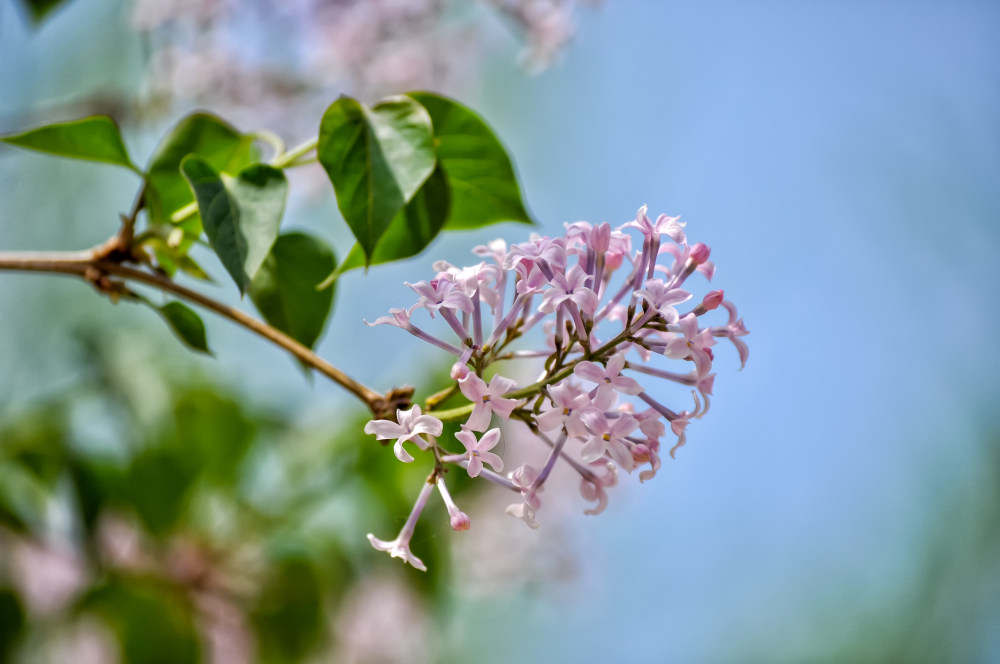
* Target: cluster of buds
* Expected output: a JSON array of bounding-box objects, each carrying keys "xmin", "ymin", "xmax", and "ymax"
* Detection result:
[{"xmin": 363, "ymin": 205, "xmax": 749, "ymax": 570}]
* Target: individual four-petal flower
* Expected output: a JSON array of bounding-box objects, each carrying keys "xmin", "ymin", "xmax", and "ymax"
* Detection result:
[
  {"xmin": 458, "ymin": 373, "xmax": 521, "ymax": 431},
  {"xmin": 455, "ymin": 427, "xmax": 504, "ymax": 478},
  {"xmin": 363, "ymin": 405, "xmax": 443, "ymax": 463}
]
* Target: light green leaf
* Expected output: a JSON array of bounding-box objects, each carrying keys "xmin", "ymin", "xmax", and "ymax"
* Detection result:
[
  {"xmin": 249, "ymin": 233, "xmax": 337, "ymax": 350},
  {"xmin": 318, "ymin": 95, "xmax": 436, "ymax": 263},
  {"xmin": 407, "ymin": 92, "xmax": 533, "ymax": 229},
  {"xmin": 1, "ymin": 115, "xmax": 135, "ymax": 170},
  {"xmin": 158, "ymin": 301, "xmax": 211, "ymax": 354},
  {"xmin": 332, "ymin": 165, "xmax": 450, "ymax": 278},
  {"xmin": 145, "ymin": 112, "xmax": 258, "ymax": 227},
  {"xmin": 181, "ymin": 157, "xmax": 287, "ymax": 293}
]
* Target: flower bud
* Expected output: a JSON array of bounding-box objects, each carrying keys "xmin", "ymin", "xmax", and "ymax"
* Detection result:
[
  {"xmin": 449, "ymin": 511, "xmax": 471, "ymax": 531},
  {"xmin": 701, "ymin": 289, "xmax": 724, "ymax": 311},
  {"xmin": 689, "ymin": 242, "xmax": 711, "ymax": 265},
  {"xmin": 450, "ymin": 362, "xmax": 470, "ymax": 380}
]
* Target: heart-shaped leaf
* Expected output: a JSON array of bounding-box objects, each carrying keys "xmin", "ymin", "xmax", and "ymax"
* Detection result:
[
  {"xmin": 330, "ymin": 165, "xmax": 450, "ymax": 279},
  {"xmin": 249, "ymin": 232, "xmax": 337, "ymax": 350},
  {"xmin": 145, "ymin": 112, "xmax": 258, "ymax": 227},
  {"xmin": 317, "ymin": 95, "xmax": 435, "ymax": 264},
  {"xmin": 407, "ymin": 92, "xmax": 533, "ymax": 229},
  {"xmin": 1, "ymin": 115, "xmax": 136, "ymax": 170},
  {"xmin": 181, "ymin": 157, "xmax": 287, "ymax": 293}
]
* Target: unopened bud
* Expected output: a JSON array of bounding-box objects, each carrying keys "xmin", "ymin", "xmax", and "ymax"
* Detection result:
[
  {"xmin": 701, "ymin": 289, "xmax": 724, "ymax": 311},
  {"xmin": 689, "ymin": 242, "xmax": 711, "ymax": 265},
  {"xmin": 450, "ymin": 511, "xmax": 471, "ymax": 531}
]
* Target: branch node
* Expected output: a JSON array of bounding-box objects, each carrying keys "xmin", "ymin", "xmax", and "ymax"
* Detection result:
[{"xmin": 372, "ymin": 386, "xmax": 415, "ymax": 419}]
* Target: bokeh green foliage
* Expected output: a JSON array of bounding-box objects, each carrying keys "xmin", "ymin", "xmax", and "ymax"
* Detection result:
[{"xmin": 0, "ymin": 331, "xmax": 478, "ymax": 663}]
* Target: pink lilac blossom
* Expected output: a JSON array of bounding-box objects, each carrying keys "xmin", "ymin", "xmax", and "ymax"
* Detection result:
[
  {"xmin": 363, "ymin": 204, "xmax": 749, "ymax": 569},
  {"xmin": 128, "ymin": 0, "xmax": 601, "ymax": 125}
]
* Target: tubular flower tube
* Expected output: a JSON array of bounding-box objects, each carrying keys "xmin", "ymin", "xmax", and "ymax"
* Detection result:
[
  {"xmin": 366, "ymin": 478, "xmax": 436, "ymax": 572},
  {"xmin": 362, "ymin": 205, "xmax": 749, "ymax": 567}
]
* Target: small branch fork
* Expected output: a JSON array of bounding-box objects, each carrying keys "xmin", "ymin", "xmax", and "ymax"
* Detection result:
[{"xmin": 0, "ymin": 215, "xmax": 409, "ymax": 418}]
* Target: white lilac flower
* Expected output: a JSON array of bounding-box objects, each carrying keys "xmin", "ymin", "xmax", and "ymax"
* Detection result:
[{"xmin": 363, "ymin": 406, "xmax": 443, "ymax": 463}]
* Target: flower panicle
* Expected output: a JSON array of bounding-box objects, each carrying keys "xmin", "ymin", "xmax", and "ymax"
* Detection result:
[{"xmin": 362, "ymin": 205, "xmax": 749, "ymax": 569}]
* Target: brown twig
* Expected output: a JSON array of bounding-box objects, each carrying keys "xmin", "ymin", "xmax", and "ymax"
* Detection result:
[{"xmin": 0, "ymin": 248, "xmax": 408, "ymax": 415}]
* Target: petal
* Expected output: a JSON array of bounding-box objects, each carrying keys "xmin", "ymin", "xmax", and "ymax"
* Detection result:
[
  {"xmin": 611, "ymin": 416, "xmax": 639, "ymax": 437},
  {"xmin": 455, "ymin": 428, "xmax": 477, "ymax": 452},
  {"xmin": 366, "ymin": 533, "xmax": 395, "ymax": 552},
  {"xmin": 393, "ymin": 440, "xmax": 415, "ymax": 463},
  {"xmin": 411, "ymin": 415, "xmax": 444, "ymax": 437},
  {"xmin": 580, "ymin": 436, "xmax": 606, "ymax": 463},
  {"xmin": 363, "ymin": 420, "xmax": 405, "ymax": 440},
  {"xmin": 606, "ymin": 353, "xmax": 626, "ymax": 375},
  {"xmin": 488, "ymin": 396, "xmax": 520, "ymax": 419},
  {"xmin": 574, "ymin": 289, "xmax": 599, "ymax": 316},
  {"xmin": 479, "ymin": 451, "xmax": 504, "ymax": 473},
  {"xmin": 466, "ymin": 457, "xmax": 483, "ymax": 478},
  {"xmin": 574, "ymin": 361, "xmax": 606, "ymax": 384},
  {"xmin": 607, "ymin": 441, "xmax": 635, "ymax": 471},
  {"xmin": 487, "ymin": 374, "xmax": 518, "ymax": 396},
  {"xmin": 478, "ymin": 428, "xmax": 503, "ymax": 451},
  {"xmin": 465, "ymin": 404, "xmax": 492, "ymax": 432},
  {"xmin": 458, "ymin": 374, "xmax": 486, "ymax": 402},
  {"xmin": 611, "ymin": 375, "xmax": 644, "ymax": 395},
  {"xmin": 536, "ymin": 408, "xmax": 564, "ymax": 431}
]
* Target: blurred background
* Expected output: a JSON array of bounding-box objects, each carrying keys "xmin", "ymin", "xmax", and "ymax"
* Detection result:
[{"xmin": 1, "ymin": 0, "xmax": 999, "ymax": 662}]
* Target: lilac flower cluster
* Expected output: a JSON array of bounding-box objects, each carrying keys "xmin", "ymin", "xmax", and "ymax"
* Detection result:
[
  {"xmin": 129, "ymin": 0, "xmax": 597, "ymax": 126},
  {"xmin": 363, "ymin": 205, "xmax": 749, "ymax": 570}
]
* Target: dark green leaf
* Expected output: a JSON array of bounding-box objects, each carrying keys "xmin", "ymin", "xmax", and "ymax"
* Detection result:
[
  {"xmin": 249, "ymin": 232, "xmax": 337, "ymax": 350},
  {"xmin": 181, "ymin": 157, "xmax": 287, "ymax": 292},
  {"xmin": 145, "ymin": 112, "xmax": 257, "ymax": 227},
  {"xmin": 332, "ymin": 165, "xmax": 450, "ymax": 277},
  {"xmin": 0, "ymin": 588, "xmax": 25, "ymax": 663},
  {"xmin": 125, "ymin": 447, "xmax": 197, "ymax": 536},
  {"xmin": 168, "ymin": 388, "xmax": 257, "ymax": 484},
  {"xmin": 80, "ymin": 577, "xmax": 201, "ymax": 664},
  {"xmin": 158, "ymin": 301, "xmax": 211, "ymax": 354},
  {"xmin": 1, "ymin": 115, "xmax": 135, "ymax": 170},
  {"xmin": 318, "ymin": 95, "xmax": 435, "ymax": 263},
  {"xmin": 252, "ymin": 548, "xmax": 324, "ymax": 663},
  {"xmin": 408, "ymin": 92, "xmax": 534, "ymax": 229},
  {"xmin": 16, "ymin": 0, "xmax": 71, "ymax": 24}
]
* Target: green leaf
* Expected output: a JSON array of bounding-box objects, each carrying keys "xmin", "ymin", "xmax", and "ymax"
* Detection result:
[
  {"xmin": 126, "ymin": 446, "xmax": 198, "ymax": 536},
  {"xmin": 407, "ymin": 92, "xmax": 534, "ymax": 229},
  {"xmin": 158, "ymin": 301, "xmax": 211, "ymax": 354},
  {"xmin": 80, "ymin": 577, "xmax": 201, "ymax": 664},
  {"xmin": 16, "ymin": 0, "xmax": 71, "ymax": 24},
  {"xmin": 249, "ymin": 233, "xmax": 337, "ymax": 350},
  {"xmin": 0, "ymin": 462, "xmax": 49, "ymax": 533},
  {"xmin": 181, "ymin": 157, "xmax": 287, "ymax": 293},
  {"xmin": 1, "ymin": 115, "xmax": 135, "ymax": 170},
  {"xmin": 332, "ymin": 165, "xmax": 450, "ymax": 277},
  {"xmin": 0, "ymin": 588, "xmax": 25, "ymax": 663},
  {"xmin": 318, "ymin": 95, "xmax": 436, "ymax": 263},
  {"xmin": 145, "ymin": 112, "xmax": 258, "ymax": 227},
  {"xmin": 251, "ymin": 548, "xmax": 324, "ymax": 663}
]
